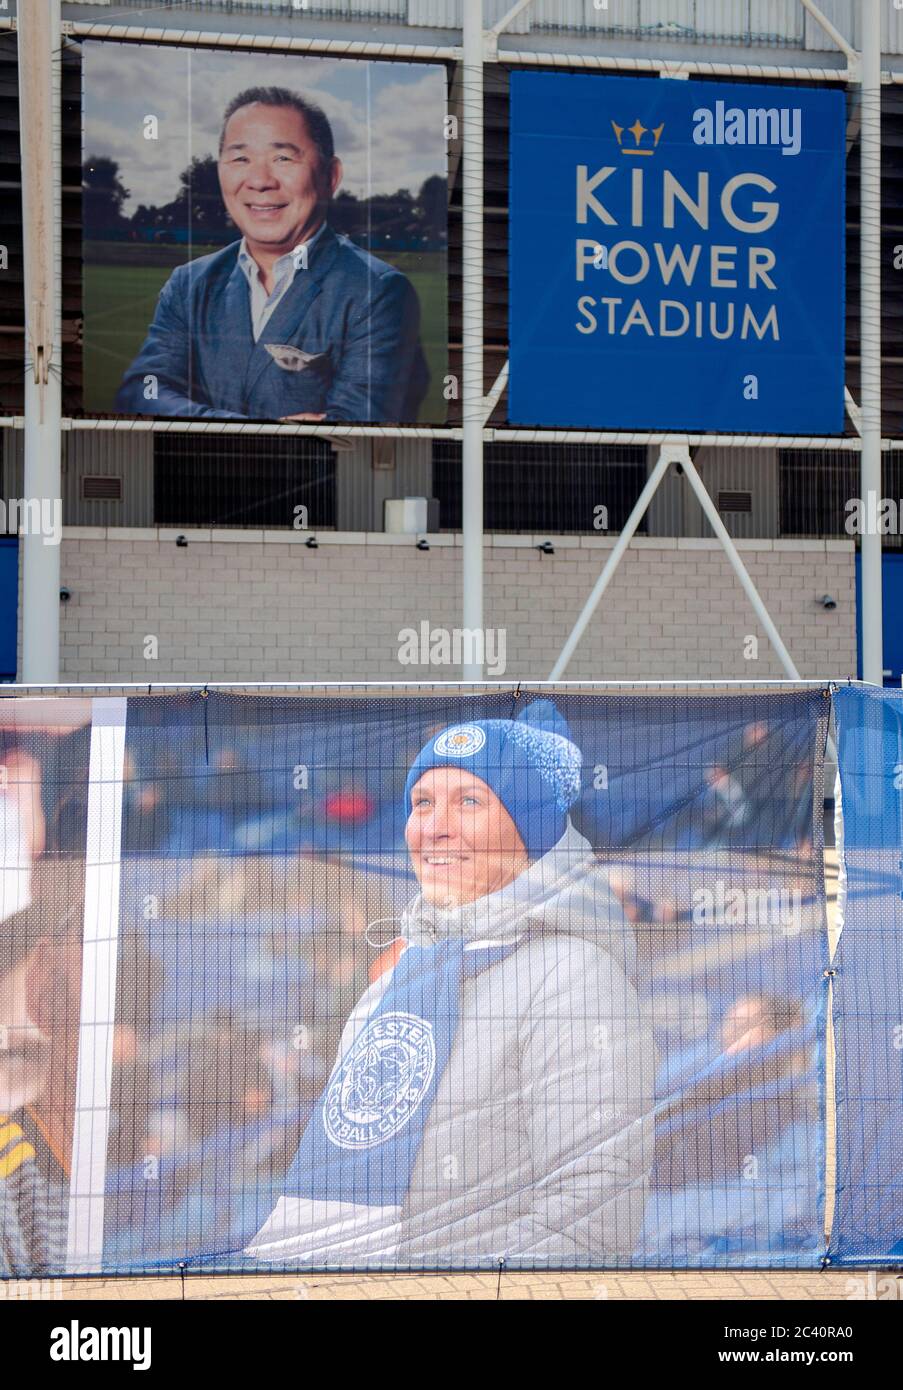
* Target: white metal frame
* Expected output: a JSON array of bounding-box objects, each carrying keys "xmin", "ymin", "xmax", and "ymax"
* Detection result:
[
  {"xmin": 549, "ymin": 445, "xmax": 803, "ymax": 681},
  {"xmin": 17, "ymin": 1, "xmax": 62, "ymax": 682},
  {"xmin": 7, "ymin": 2, "xmax": 888, "ymax": 685},
  {"xmin": 67, "ymin": 695, "xmax": 126, "ymax": 1273}
]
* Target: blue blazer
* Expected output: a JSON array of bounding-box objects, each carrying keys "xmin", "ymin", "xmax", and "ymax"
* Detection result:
[{"xmin": 114, "ymin": 226, "xmax": 431, "ymax": 422}]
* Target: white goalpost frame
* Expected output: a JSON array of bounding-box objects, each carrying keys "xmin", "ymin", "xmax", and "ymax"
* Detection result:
[{"xmin": 6, "ymin": 2, "xmax": 887, "ymax": 686}]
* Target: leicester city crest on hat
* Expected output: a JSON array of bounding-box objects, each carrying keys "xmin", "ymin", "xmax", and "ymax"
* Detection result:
[{"xmin": 433, "ymin": 724, "xmax": 486, "ymax": 758}]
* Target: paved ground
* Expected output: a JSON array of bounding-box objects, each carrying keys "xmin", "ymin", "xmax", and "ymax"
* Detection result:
[
  {"xmin": 45, "ymin": 1269, "xmax": 888, "ymax": 1301},
  {"xmin": 50, "ymin": 852, "xmax": 853, "ymax": 1303}
]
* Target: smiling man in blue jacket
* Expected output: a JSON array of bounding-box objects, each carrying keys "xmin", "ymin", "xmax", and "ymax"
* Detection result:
[{"xmin": 114, "ymin": 87, "xmax": 431, "ymax": 423}]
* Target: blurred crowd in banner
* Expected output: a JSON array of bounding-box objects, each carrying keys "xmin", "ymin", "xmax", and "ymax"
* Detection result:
[
  {"xmin": 0, "ymin": 696, "xmax": 830, "ymax": 1272},
  {"xmin": 98, "ymin": 698, "xmax": 827, "ymax": 1269}
]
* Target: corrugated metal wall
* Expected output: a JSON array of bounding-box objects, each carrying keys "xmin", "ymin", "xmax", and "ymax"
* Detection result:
[
  {"xmin": 64, "ymin": 431, "xmax": 155, "ymax": 528},
  {"xmin": 531, "ymin": 1, "xmax": 804, "ymax": 46},
  {"xmin": 410, "ymin": 0, "xmax": 530, "ymax": 31},
  {"xmin": 106, "ymin": 1, "xmax": 409, "ymax": 16},
  {"xmin": 805, "ymin": 0, "xmax": 903, "ymax": 57},
  {"xmin": 63, "ymin": 0, "xmax": 903, "ymax": 51},
  {"xmin": 2, "ymin": 429, "xmax": 154, "ymax": 528},
  {"xmin": 646, "ymin": 446, "xmax": 779, "ymax": 539},
  {"xmin": 335, "ymin": 437, "xmax": 433, "ymax": 531}
]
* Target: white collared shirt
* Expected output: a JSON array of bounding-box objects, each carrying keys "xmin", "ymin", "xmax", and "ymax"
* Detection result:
[{"xmin": 237, "ymin": 221, "xmax": 327, "ymax": 342}]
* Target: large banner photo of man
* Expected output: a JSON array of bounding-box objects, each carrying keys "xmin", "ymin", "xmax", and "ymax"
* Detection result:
[{"xmin": 82, "ymin": 44, "xmax": 447, "ymax": 424}]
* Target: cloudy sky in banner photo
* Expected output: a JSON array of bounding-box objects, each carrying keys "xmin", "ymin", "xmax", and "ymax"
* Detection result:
[{"xmin": 82, "ymin": 42, "xmax": 447, "ymax": 207}]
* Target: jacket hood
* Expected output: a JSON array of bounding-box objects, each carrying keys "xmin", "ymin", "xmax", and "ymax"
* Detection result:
[{"xmin": 400, "ymin": 820, "xmax": 637, "ymax": 982}]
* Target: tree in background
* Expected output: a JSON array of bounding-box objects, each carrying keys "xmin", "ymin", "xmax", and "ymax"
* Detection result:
[
  {"xmin": 84, "ymin": 157, "xmax": 447, "ymax": 250},
  {"xmin": 82, "ymin": 156, "xmax": 131, "ymax": 237}
]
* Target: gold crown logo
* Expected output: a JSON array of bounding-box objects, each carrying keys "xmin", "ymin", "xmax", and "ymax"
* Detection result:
[{"xmin": 611, "ymin": 119, "xmax": 665, "ymax": 156}]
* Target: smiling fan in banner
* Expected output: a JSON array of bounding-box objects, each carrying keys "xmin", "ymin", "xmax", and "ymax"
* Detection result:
[
  {"xmin": 246, "ymin": 700, "xmax": 655, "ymax": 1268},
  {"xmin": 114, "ymin": 87, "xmax": 430, "ymax": 424}
]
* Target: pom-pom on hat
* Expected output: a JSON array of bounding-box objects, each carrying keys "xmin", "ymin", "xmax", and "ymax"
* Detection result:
[{"xmin": 403, "ymin": 699, "xmax": 582, "ymax": 860}]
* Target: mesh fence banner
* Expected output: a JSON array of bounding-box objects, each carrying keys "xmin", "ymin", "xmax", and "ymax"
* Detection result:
[
  {"xmin": 0, "ymin": 687, "xmax": 834, "ymax": 1275},
  {"xmin": 0, "ymin": 697, "xmax": 95, "ymax": 1278},
  {"xmin": 830, "ymin": 686, "xmax": 903, "ymax": 1267}
]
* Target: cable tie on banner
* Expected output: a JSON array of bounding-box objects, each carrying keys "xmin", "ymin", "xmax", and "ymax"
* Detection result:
[{"xmin": 824, "ymin": 968, "xmax": 837, "ymax": 978}]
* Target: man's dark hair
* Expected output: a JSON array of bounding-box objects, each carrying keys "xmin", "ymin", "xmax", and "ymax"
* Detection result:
[{"xmin": 218, "ymin": 87, "xmax": 335, "ymax": 169}]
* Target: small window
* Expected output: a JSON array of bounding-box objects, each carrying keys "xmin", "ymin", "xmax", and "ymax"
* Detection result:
[
  {"xmin": 433, "ymin": 442, "xmax": 647, "ymax": 534},
  {"xmin": 154, "ymin": 435, "xmax": 337, "ymax": 529}
]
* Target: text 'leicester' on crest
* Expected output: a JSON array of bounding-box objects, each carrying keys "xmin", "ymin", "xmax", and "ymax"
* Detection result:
[{"xmin": 323, "ymin": 1012, "xmax": 437, "ymax": 1150}]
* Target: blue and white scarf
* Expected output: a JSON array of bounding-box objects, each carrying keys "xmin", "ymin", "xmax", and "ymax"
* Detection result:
[{"xmin": 245, "ymin": 937, "xmax": 517, "ymax": 1263}]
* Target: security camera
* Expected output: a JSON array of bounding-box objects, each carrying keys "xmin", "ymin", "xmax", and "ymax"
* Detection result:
[
  {"xmin": 59, "ymin": 586, "xmax": 71, "ymax": 603},
  {"xmin": 820, "ymin": 594, "xmax": 837, "ymax": 610},
  {"xmin": 176, "ymin": 535, "xmax": 188, "ymax": 547}
]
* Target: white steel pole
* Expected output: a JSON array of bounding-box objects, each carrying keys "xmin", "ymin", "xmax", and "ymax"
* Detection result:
[
  {"xmin": 860, "ymin": 0, "xmax": 884, "ymax": 686},
  {"xmin": 461, "ymin": 0, "xmax": 484, "ymax": 678},
  {"xmin": 548, "ymin": 447, "xmax": 676, "ymax": 680},
  {"xmin": 680, "ymin": 454, "xmax": 802, "ymax": 681},
  {"xmin": 18, "ymin": 0, "xmax": 61, "ymax": 683}
]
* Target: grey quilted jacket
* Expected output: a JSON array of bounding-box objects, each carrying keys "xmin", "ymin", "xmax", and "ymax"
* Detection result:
[{"xmin": 249, "ymin": 822, "xmax": 656, "ymax": 1269}]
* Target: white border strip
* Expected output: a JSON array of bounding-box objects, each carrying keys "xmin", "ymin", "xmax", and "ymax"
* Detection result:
[{"xmin": 66, "ymin": 696, "xmax": 127, "ymax": 1274}]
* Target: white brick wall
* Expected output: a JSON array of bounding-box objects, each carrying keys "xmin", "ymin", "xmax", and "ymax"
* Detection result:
[{"xmin": 37, "ymin": 531, "xmax": 857, "ymax": 683}]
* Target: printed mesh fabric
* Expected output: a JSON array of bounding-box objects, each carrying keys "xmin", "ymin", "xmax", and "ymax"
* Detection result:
[
  {"xmin": 0, "ymin": 689, "xmax": 834, "ymax": 1273},
  {"xmin": 829, "ymin": 686, "xmax": 903, "ymax": 1266}
]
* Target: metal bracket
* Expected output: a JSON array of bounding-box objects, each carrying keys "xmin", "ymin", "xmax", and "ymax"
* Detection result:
[
  {"xmin": 799, "ymin": 0, "xmax": 860, "ymax": 70},
  {"xmin": 844, "ymin": 388, "xmax": 863, "ymax": 437},
  {"xmin": 482, "ymin": 361, "xmax": 509, "ymax": 425},
  {"xmin": 487, "ymin": 0, "xmax": 535, "ymax": 41},
  {"xmin": 549, "ymin": 446, "xmax": 806, "ymax": 683}
]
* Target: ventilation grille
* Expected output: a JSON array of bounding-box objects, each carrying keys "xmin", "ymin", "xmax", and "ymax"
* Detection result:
[
  {"xmin": 82, "ymin": 475, "xmax": 122, "ymax": 501},
  {"xmin": 718, "ymin": 490, "xmax": 753, "ymax": 514}
]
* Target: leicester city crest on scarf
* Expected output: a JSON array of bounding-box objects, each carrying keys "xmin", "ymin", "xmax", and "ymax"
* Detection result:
[{"xmin": 324, "ymin": 1012, "xmax": 437, "ymax": 1150}]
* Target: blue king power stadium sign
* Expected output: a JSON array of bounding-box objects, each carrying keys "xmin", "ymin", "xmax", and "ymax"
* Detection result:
[{"xmin": 508, "ymin": 73, "xmax": 846, "ymax": 434}]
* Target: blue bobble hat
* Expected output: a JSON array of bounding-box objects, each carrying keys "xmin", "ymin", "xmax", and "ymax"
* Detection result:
[{"xmin": 403, "ymin": 699, "xmax": 583, "ymax": 860}]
